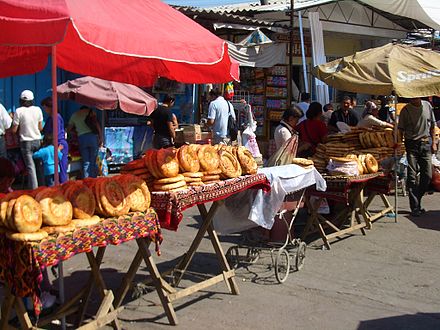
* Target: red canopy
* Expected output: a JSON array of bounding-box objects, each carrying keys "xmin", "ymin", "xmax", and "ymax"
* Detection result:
[{"xmin": 0, "ymin": 0, "xmax": 238, "ymax": 85}]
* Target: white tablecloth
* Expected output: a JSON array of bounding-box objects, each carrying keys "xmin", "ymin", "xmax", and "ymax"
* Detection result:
[{"xmin": 213, "ymin": 164, "xmax": 326, "ymax": 234}]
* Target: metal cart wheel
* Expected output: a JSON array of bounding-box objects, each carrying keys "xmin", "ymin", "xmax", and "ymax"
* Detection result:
[
  {"xmin": 226, "ymin": 246, "xmax": 240, "ymax": 269},
  {"xmin": 246, "ymin": 248, "xmax": 260, "ymax": 264},
  {"xmin": 295, "ymin": 241, "xmax": 306, "ymax": 271},
  {"xmin": 274, "ymin": 247, "xmax": 290, "ymax": 283}
]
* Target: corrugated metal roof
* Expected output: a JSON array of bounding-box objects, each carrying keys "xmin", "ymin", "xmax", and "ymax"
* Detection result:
[
  {"xmin": 173, "ymin": 5, "xmax": 286, "ymax": 28},
  {"xmin": 207, "ymin": 0, "xmax": 334, "ymax": 13}
]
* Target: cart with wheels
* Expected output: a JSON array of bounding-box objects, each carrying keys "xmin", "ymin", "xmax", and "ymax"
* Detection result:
[{"xmin": 225, "ymin": 189, "xmax": 307, "ymax": 284}]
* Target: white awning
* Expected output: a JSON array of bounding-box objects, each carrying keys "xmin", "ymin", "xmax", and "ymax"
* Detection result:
[
  {"xmin": 227, "ymin": 41, "xmax": 286, "ymax": 68},
  {"xmin": 360, "ymin": 0, "xmax": 440, "ymax": 30}
]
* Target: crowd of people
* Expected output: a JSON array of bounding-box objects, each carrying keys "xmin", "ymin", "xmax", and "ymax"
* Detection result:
[
  {"xmin": 0, "ymin": 90, "xmax": 103, "ymax": 193},
  {"xmin": 275, "ymin": 92, "xmax": 438, "ymax": 218}
]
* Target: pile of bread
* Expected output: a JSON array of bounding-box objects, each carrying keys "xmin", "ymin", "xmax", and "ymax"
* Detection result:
[
  {"xmin": 0, "ymin": 174, "xmax": 151, "ymax": 242},
  {"xmin": 121, "ymin": 144, "xmax": 258, "ymax": 192},
  {"xmin": 311, "ymin": 127, "xmax": 403, "ymax": 173},
  {"xmin": 326, "ymin": 154, "xmax": 379, "ymax": 177}
]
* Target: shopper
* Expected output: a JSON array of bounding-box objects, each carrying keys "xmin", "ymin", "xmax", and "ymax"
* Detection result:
[
  {"xmin": 0, "ymin": 101, "xmax": 12, "ymax": 159},
  {"xmin": 12, "ymin": 90, "xmax": 43, "ymax": 189},
  {"xmin": 41, "ymin": 97, "xmax": 69, "ymax": 183},
  {"xmin": 274, "ymin": 106, "xmax": 303, "ymax": 151},
  {"xmin": 207, "ymin": 89, "xmax": 235, "ymax": 145},
  {"xmin": 148, "ymin": 95, "xmax": 176, "ymax": 149},
  {"xmin": 33, "ymin": 135, "xmax": 63, "ymax": 187},
  {"xmin": 398, "ymin": 97, "xmax": 437, "ymax": 217},
  {"xmin": 67, "ymin": 106, "xmax": 101, "ymax": 178}
]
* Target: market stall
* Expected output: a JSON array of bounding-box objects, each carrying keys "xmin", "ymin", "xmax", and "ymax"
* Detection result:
[{"xmin": 0, "ymin": 211, "xmax": 163, "ymax": 329}]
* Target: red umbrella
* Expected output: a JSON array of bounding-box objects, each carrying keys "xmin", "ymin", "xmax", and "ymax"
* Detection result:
[
  {"xmin": 0, "ymin": 0, "xmax": 237, "ymax": 85},
  {"xmin": 57, "ymin": 76, "xmax": 157, "ymax": 116},
  {"xmin": 0, "ymin": 0, "xmax": 238, "ymax": 184}
]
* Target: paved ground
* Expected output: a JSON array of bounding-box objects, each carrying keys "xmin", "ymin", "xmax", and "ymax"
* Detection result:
[{"xmin": 9, "ymin": 192, "xmax": 440, "ymax": 329}]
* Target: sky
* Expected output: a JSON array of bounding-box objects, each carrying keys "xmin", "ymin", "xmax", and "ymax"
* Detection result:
[{"xmin": 164, "ymin": 0, "xmax": 252, "ymax": 7}]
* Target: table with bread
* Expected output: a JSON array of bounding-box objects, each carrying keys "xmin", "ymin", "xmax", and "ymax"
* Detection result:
[
  {"xmin": 0, "ymin": 176, "xmax": 169, "ymax": 328},
  {"xmin": 297, "ymin": 127, "xmax": 402, "ymax": 249}
]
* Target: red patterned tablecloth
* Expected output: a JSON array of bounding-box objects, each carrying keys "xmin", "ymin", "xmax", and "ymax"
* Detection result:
[
  {"xmin": 307, "ymin": 173, "xmax": 384, "ymax": 203},
  {"xmin": 0, "ymin": 210, "xmax": 162, "ymax": 301},
  {"xmin": 150, "ymin": 174, "xmax": 271, "ymax": 231}
]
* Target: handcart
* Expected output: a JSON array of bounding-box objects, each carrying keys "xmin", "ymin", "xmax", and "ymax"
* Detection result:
[{"xmin": 225, "ymin": 189, "xmax": 307, "ymax": 284}]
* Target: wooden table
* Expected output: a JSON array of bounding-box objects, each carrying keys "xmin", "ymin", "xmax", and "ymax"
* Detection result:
[
  {"xmin": 363, "ymin": 174, "xmax": 395, "ymax": 224},
  {"xmin": 129, "ymin": 174, "xmax": 270, "ymax": 324},
  {"xmin": 0, "ymin": 210, "xmax": 163, "ymax": 329},
  {"xmin": 302, "ymin": 173, "xmax": 383, "ymax": 250}
]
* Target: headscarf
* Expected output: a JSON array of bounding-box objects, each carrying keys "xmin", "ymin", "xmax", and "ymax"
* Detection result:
[{"xmin": 362, "ymin": 101, "xmax": 378, "ymax": 118}]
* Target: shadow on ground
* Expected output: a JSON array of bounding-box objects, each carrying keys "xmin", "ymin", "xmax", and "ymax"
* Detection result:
[
  {"xmin": 357, "ymin": 313, "xmax": 440, "ymax": 330},
  {"xmin": 405, "ymin": 210, "xmax": 440, "ymax": 232}
]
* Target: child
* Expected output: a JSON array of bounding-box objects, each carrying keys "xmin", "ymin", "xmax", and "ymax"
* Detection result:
[{"xmin": 32, "ymin": 135, "xmax": 63, "ymax": 187}]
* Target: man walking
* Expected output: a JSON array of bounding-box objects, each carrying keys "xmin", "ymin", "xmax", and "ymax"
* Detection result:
[
  {"xmin": 12, "ymin": 90, "xmax": 43, "ymax": 189},
  {"xmin": 0, "ymin": 101, "xmax": 12, "ymax": 158},
  {"xmin": 398, "ymin": 97, "xmax": 437, "ymax": 216},
  {"xmin": 207, "ymin": 89, "xmax": 235, "ymax": 145}
]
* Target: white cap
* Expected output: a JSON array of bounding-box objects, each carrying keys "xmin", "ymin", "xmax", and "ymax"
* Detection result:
[{"xmin": 20, "ymin": 90, "xmax": 34, "ymax": 101}]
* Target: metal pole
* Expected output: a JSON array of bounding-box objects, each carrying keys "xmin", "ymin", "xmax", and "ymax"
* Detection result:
[
  {"xmin": 288, "ymin": 0, "xmax": 294, "ymax": 105},
  {"xmin": 393, "ymin": 95, "xmax": 398, "ymax": 222},
  {"xmin": 51, "ymin": 46, "xmax": 59, "ymax": 185},
  {"xmin": 59, "ymin": 261, "xmax": 66, "ymax": 330},
  {"xmin": 298, "ymin": 11, "xmax": 308, "ymax": 94}
]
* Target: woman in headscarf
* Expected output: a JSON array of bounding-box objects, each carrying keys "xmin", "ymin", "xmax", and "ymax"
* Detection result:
[{"xmin": 358, "ymin": 100, "xmax": 393, "ymax": 129}]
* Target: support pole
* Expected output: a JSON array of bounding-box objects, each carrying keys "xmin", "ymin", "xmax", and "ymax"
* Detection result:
[
  {"xmin": 288, "ymin": 0, "xmax": 294, "ymax": 105},
  {"xmin": 393, "ymin": 94, "xmax": 399, "ymax": 222},
  {"xmin": 51, "ymin": 46, "xmax": 59, "ymax": 185},
  {"xmin": 299, "ymin": 11, "xmax": 308, "ymax": 94}
]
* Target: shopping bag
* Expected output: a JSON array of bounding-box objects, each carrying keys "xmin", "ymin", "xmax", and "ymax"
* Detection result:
[
  {"xmin": 243, "ymin": 128, "xmax": 262, "ymax": 157},
  {"xmin": 265, "ymin": 134, "xmax": 298, "ymax": 167},
  {"xmin": 97, "ymin": 146, "xmax": 109, "ymax": 176}
]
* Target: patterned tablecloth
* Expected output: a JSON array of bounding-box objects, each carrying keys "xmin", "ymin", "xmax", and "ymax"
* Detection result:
[
  {"xmin": 150, "ymin": 174, "xmax": 271, "ymax": 231},
  {"xmin": 307, "ymin": 173, "xmax": 384, "ymax": 203},
  {"xmin": 0, "ymin": 210, "xmax": 162, "ymax": 301}
]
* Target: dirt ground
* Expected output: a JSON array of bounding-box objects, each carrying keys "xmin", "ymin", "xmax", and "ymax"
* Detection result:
[{"xmin": 7, "ymin": 192, "xmax": 440, "ymax": 329}]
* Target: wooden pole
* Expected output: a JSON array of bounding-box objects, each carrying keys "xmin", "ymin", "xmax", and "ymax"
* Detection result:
[{"xmin": 288, "ymin": 0, "xmax": 294, "ymax": 106}]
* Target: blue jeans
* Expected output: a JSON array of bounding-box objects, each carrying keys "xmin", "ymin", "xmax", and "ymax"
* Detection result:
[
  {"xmin": 45, "ymin": 174, "xmax": 54, "ymax": 187},
  {"xmin": 59, "ymin": 139, "xmax": 69, "ymax": 183},
  {"xmin": 20, "ymin": 140, "xmax": 41, "ymax": 189},
  {"xmin": 78, "ymin": 133, "xmax": 98, "ymax": 178}
]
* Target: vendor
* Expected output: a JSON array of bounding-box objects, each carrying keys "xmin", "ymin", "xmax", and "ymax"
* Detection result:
[
  {"xmin": 296, "ymin": 102, "xmax": 328, "ymax": 157},
  {"xmin": 357, "ymin": 101, "xmax": 394, "ymax": 129},
  {"xmin": 274, "ymin": 106, "xmax": 303, "ymax": 151},
  {"xmin": 328, "ymin": 96, "xmax": 359, "ymax": 133}
]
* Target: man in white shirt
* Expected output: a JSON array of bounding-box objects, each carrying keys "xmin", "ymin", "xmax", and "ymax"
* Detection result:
[
  {"xmin": 0, "ymin": 102, "xmax": 12, "ymax": 158},
  {"xmin": 12, "ymin": 90, "xmax": 43, "ymax": 189},
  {"xmin": 207, "ymin": 89, "xmax": 236, "ymax": 145}
]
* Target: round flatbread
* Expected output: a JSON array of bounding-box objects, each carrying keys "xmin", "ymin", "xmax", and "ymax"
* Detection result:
[
  {"xmin": 153, "ymin": 180, "xmax": 186, "ymax": 191},
  {"xmin": 198, "ymin": 145, "xmax": 220, "ymax": 172},
  {"xmin": 41, "ymin": 222, "xmax": 76, "ymax": 234},
  {"xmin": 292, "ymin": 158, "xmax": 314, "ymax": 167},
  {"xmin": 202, "ymin": 169, "xmax": 222, "ymax": 175},
  {"xmin": 7, "ymin": 230, "xmax": 48, "ymax": 242},
  {"xmin": 98, "ymin": 178, "xmax": 130, "ymax": 217},
  {"xmin": 236, "ymin": 146, "xmax": 258, "ymax": 175},
  {"xmin": 156, "ymin": 148, "xmax": 180, "ymax": 178},
  {"xmin": 64, "ymin": 183, "xmax": 96, "ymax": 219},
  {"xmin": 365, "ymin": 154, "xmax": 379, "ymax": 173},
  {"xmin": 71, "ymin": 215, "xmax": 101, "ymax": 227},
  {"xmin": 121, "ymin": 158, "xmax": 146, "ymax": 172},
  {"xmin": 201, "ymin": 174, "xmax": 220, "ymax": 182},
  {"xmin": 144, "ymin": 149, "xmax": 162, "ymax": 179},
  {"xmin": 178, "ymin": 144, "xmax": 200, "ymax": 173},
  {"xmin": 116, "ymin": 174, "xmax": 151, "ymax": 212},
  {"xmin": 13, "ymin": 195, "xmax": 43, "ymax": 233},
  {"xmin": 181, "ymin": 172, "xmax": 204, "ymax": 178},
  {"xmin": 36, "ymin": 187, "xmax": 73, "ymax": 226},
  {"xmin": 154, "ymin": 174, "xmax": 184, "ymax": 184},
  {"xmin": 218, "ymin": 150, "xmax": 241, "ymax": 179},
  {"xmin": 184, "ymin": 176, "xmax": 202, "ymax": 183}
]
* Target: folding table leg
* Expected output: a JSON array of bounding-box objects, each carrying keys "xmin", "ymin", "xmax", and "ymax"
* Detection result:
[
  {"xmin": 113, "ymin": 249, "xmax": 143, "ymax": 308},
  {"xmin": 136, "ymin": 238, "xmax": 178, "ymax": 326},
  {"xmin": 172, "ymin": 202, "xmax": 221, "ymax": 286}
]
